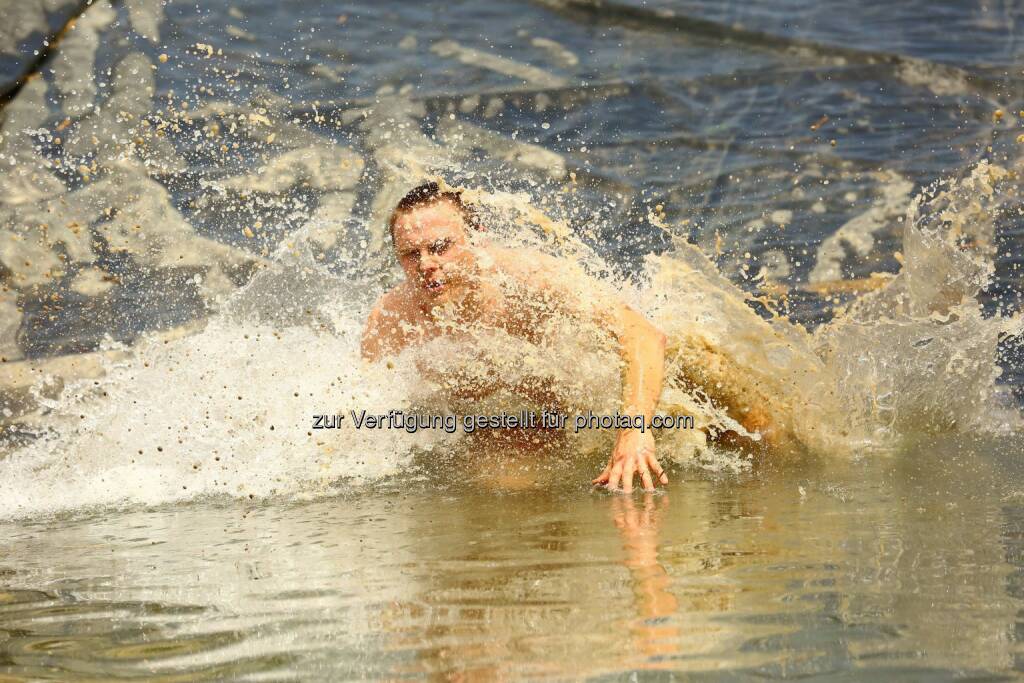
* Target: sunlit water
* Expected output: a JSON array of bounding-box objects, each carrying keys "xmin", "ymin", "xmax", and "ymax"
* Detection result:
[
  {"xmin": 3, "ymin": 438, "xmax": 1024, "ymax": 679},
  {"xmin": 2, "ymin": 0, "xmax": 1024, "ymax": 679}
]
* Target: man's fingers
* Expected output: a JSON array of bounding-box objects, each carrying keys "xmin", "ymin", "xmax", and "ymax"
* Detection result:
[
  {"xmin": 647, "ymin": 454, "xmax": 668, "ymax": 485},
  {"xmin": 640, "ymin": 465, "xmax": 655, "ymax": 491},
  {"xmin": 621, "ymin": 461, "xmax": 634, "ymax": 493},
  {"xmin": 597, "ymin": 450, "xmax": 666, "ymax": 493},
  {"xmin": 608, "ymin": 462, "xmax": 624, "ymax": 491}
]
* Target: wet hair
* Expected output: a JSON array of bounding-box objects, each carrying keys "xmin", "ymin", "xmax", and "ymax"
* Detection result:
[{"xmin": 388, "ymin": 182, "xmax": 482, "ymax": 241}]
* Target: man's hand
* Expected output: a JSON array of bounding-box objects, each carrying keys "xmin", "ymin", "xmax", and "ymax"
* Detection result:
[{"xmin": 592, "ymin": 429, "xmax": 668, "ymax": 492}]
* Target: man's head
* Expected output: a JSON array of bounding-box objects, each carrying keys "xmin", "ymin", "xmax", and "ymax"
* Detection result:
[{"xmin": 389, "ymin": 182, "xmax": 483, "ymax": 302}]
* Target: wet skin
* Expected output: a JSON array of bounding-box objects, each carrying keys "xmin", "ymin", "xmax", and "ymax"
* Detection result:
[{"xmin": 361, "ymin": 199, "xmax": 669, "ymax": 492}]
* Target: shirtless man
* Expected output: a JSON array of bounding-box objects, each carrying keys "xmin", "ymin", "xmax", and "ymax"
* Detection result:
[{"xmin": 361, "ymin": 182, "xmax": 670, "ymax": 492}]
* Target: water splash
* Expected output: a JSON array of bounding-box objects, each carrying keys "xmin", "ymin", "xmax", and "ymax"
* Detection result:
[{"xmin": 0, "ymin": 0, "xmax": 1021, "ymax": 519}]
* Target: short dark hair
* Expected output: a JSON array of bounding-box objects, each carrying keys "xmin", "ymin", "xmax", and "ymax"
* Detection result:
[{"xmin": 388, "ymin": 182, "xmax": 481, "ymax": 241}]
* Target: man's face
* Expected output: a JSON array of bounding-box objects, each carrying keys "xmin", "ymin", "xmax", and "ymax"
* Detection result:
[{"xmin": 392, "ymin": 200, "xmax": 480, "ymax": 303}]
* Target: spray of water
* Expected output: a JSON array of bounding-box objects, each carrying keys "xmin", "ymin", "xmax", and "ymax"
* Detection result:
[{"xmin": 0, "ymin": 0, "xmax": 1020, "ymax": 519}]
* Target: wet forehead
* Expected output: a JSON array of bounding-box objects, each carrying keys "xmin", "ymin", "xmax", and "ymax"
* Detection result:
[{"xmin": 392, "ymin": 201, "xmax": 469, "ymax": 250}]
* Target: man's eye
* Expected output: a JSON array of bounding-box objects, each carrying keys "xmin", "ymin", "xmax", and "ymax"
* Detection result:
[
  {"xmin": 430, "ymin": 240, "xmax": 451, "ymax": 255},
  {"xmin": 402, "ymin": 250, "xmax": 419, "ymax": 260}
]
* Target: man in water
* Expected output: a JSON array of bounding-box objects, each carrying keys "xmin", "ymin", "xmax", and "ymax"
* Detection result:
[{"xmin": 362, "ymin": 182, "xmax": 670, "ymax": 492}]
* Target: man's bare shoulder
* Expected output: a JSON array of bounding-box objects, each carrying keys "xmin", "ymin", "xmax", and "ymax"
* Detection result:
[
  {"xmin": 488, "ymin": 245, "xmax": 568, "ymax": 281},
  {"xmin": 363, "ymin": 282, "xmax": 421, "ymax": 361},
  {"xmin": 370, "ymin": 282, "xmax": 420, "ymax": 320},
  {"xmin": 486, "ymin": 244, "xmax": 616, "ymax": 323},
  {"xmin": 488, "ymin": 245, "xmax": 596, "ymax": 295}
]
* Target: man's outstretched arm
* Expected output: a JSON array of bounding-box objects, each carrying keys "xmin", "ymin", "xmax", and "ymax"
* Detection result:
[
  {"xmin": 494, "ymin": 246, "xmax": 670, "ymax": 491},
  {"xmin": 592, "ymin": 303, "xmax": 669, "ymax": 492}
]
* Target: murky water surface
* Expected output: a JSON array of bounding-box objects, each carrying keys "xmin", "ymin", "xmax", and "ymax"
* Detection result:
[
  {"xmin": 2, "ymin": 438, "xmax": 1024, "ymax": 679},
  {"xmin": 3, "ymin": 0, "xmax": 1024, "ymax": 679}
]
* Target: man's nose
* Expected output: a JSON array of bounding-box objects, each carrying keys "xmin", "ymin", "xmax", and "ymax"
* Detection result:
[{"xmin": 418, "ymin": 251, "xmax": 438, "ymax": 271}]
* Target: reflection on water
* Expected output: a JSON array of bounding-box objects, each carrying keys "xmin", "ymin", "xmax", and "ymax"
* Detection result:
[{"xmin": 0, "ymin": 436, "xmax": 1022, "ymax": 680}]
